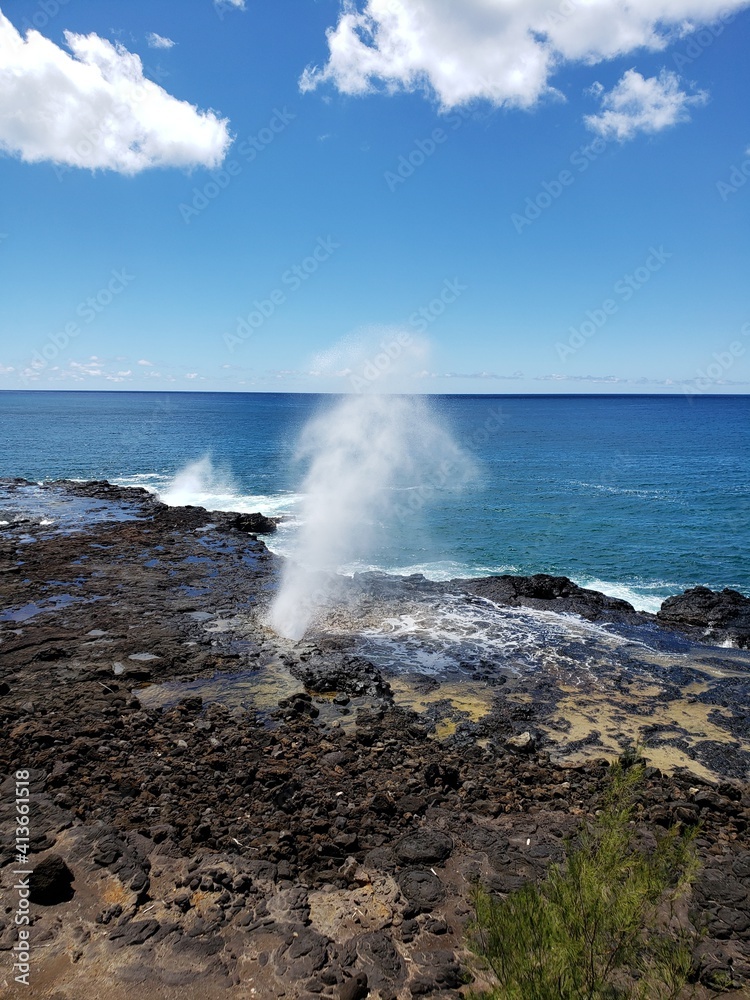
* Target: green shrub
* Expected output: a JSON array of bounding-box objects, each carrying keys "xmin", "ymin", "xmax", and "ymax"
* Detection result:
[{"xmin": 468, "ymin": 761, "xmax": 699, "ymax": 1000}]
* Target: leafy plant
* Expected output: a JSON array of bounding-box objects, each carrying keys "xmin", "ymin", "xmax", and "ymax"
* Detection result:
[{"xmin": 468, "ymin": 761, "xmax": 699, "ymax": 1000}]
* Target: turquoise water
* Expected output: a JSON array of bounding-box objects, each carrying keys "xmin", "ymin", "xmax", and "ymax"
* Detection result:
[{"xmin": 1, "ymin": 391, "xmax": 748, "ymax": 610}]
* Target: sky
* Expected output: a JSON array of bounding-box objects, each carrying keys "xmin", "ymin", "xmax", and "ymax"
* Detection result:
[{"xmin": 0, "ymin": 0, "xmax": 748, "ymax": 394}]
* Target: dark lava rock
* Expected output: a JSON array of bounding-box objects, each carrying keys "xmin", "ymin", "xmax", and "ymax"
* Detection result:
[
  {"xmin": 275, "ymin": 929, "xmax": 330, "ymax": 978},
  {"xmin": 397, "ymin": 794, "xmax": 427, "ymax": 815},
  {"xmin": 658, "ymin": 587, "xmax": 750, "ymax": 648},
  {"xmin": 395, "ymin": 830, "xmax": 453, "ymax": 865},
  {"xmin": 397, "ymin": 869, "xmax": 446, "ymax": 909},
  {"xmin": 356, "ymin": 931, "xmax": 405, "ymax": 991},
  {"xmin": 110, "ymin": 919, "xmax": 161, "ymax": 946},
  {"xmin": 339, "ymin": 972, "xmax": 368, "ymax": 1000},
  {"xmin": 424, "ymin": 762, "xmax": 460, "ymax": 789},
  {"xmin": 409, "ymin": 950, "xmax": 463, "ymax": 992},
  {"xmin": 44, "ymin": 478, "xmax": 154, "ymax": 505},
  {"xmin": 290, "ymin": 654, "xmax": 391, "ymax": 700},
  {"xmin": 278, "ymin": 692, "xmax": 320, "ymax": 719},
  {"xmin": 29, "ymin": 854, "xmax": 75, "ymax": 904},
  {"xmin": 462, "ymin": 573, "xmax": 636, "ymax": 622},
  {"xmin": 220, "ymin": 511, "xmax": 277, "ymax": 535}
]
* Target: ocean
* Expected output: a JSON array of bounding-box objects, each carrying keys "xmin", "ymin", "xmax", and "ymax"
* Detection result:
[{"xmin": 1, "ymin": 390, "xmax": 748, "ymax": 612}]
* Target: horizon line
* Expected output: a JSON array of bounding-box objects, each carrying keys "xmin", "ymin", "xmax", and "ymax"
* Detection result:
[{"xmin": 0, "ymin": 388, "xmax": 748, "ymax": 399}]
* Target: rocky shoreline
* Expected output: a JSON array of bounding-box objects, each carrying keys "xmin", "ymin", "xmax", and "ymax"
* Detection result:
[{"xmin": 1, "ymin": 478, "xmax": 749, "ymax": 998}]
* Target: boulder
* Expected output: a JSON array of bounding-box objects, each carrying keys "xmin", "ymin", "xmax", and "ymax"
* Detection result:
[
  {"xmin": 222, "ymin": 511, "xmax": 277, "ymax": 534},
  {"xmin": 658, "ymin": 587, "xmax": 750, "ymax": 648},
  {"xmin": 462, "ymin": 574, "xmax": 636, "ymax": 622},
  {"xmin": 506, "ymin": 731, "xmax": 536, "ymax": 753},
  {"xmin": 395, "ymin": 830, "xmax": 453, "ymax": 865},
  {"xmin": 339, "ymin": 973, "xmax": 368, "ymax": 1000},
  {"xmin": 29, "ymin": 854, "xmax": 75, "ymax": 904}
]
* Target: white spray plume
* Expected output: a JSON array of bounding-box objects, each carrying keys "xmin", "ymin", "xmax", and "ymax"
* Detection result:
[
  {"xmin": 269, "ymin": 391, "xmax": 475, "ymax": 641},
  {"xmin": 158, "ymin": 455, "xmax": 238, "ymax": 508},
  {"xmin": 309, "ymin": 325, "xmax": 430, "ymax": 393}
]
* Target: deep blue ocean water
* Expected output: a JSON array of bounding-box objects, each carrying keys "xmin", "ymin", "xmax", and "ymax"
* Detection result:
[{"xmin": 1, "ymin": 391, "xmax": 748, "ymax": 611}]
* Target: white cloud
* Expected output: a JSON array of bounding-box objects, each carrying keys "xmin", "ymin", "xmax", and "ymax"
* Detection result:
[
  {"xmin": 585, "ymin": 68, "xmax": 707, "ymax": 139},
  {"xmin": 215, "ymin": 0, "xmax": 246, "ymax": 9},
  {"xmin": 69, "ymin": 359, "xmax": 103, "ymax": 376},
  {"xmin": 185, "ymin": 372, "xmax": 199, "ymax": 379},
  {"xmin": 137, "ymin": 359, "xmax": 154, "ymax": 366},
  {"xmin": 147, "ymin": 32, "xmax": 176, "ymax": 50},
  {"xmin": 301, "ymin": 0, "xmax": 747, "ymax": 110},
  {"xmin": 0, "ymin": 11, "xmax": 232, "ymax": 174}
]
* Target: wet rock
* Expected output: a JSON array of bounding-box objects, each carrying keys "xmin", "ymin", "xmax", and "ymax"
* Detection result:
[
  {"xmin": 220, "ymin": 512, "xmax": 277, "ymax": 535},
  {"xmin": 658, "ymin": 586, "xmax": 750, "ymax": 648},
  {"xmin": 290, "ymin": 654, "xmax": 392, "ymax": 700},
  {"xmin": 278, "ymin": 693, "xmax": 320, "ymax": 719},
  {"xmin": 29, "ymin": 854, "xmax": 74, "ymax": 905},
  {"xmin": 462, "ymin": 573, "xmax": 637, "ymax": 622}
]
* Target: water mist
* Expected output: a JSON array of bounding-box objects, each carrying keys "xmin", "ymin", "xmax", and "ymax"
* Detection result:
[{"xmin": 269, "ymin": 390, "xmax": 474, "ymax": 641}]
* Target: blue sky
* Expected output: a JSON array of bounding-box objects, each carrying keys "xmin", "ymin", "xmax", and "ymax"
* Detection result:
[{"xmin": 0, "ymin": 0, "xmax": 748, "ymax": 393}]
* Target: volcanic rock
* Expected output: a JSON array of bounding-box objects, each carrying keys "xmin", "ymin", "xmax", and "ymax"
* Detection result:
[
  {"xmin": 658, "ymin": 586, "xmax": 750, "ymax": 648},
  {"xmin": 220, "ymin": 511, "xmax": 278, "ymax": 534},
  {"xmin": 338, "ymin": 972, "xmax": 368, "ymax": 1000},
  {"xmin": 397, "ymin": 869, "xmax": 446, "ymax": 909},
  {"xmin": 462, "ymin": 573, "xmax": 636, "ymax": 621},
  {"xmin": 395, "ymin": 829, "xmax": 453, "ymax": 865},
  {"xmin": 506, "ymin": 731, "xmax": 536, "ymax": 753},
  {"xmin": 29, "ymin": 854, "xmax": 75, "ymax": 904}
]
